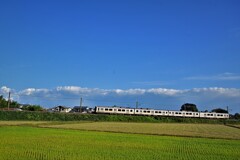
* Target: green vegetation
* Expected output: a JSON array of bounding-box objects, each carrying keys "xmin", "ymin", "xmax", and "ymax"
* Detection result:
[
  {"xmin": 211, "ymin": 108, "xmax": 228, "ymax": 113},
  {"xmin": 1, "ymin": 111, "xmax": 240, "ymax": 124},
  {"xmin": 0, "ymin": 95, "xmax": 44, "ymax": 111},
  {"xmin": 180, "ymin": 103, "xmax": 198, "ymax": 112},
  {"xmin": 233, "ymin": 113, "xmax": 240, "ymax": 119},
  {"xmin": 21, "ymin": 105, "xmax": 44, "ymax": 111},
  {"xmin": 0, "ymin": 95, "xmax": 19, "ymax": 108},
  {"xmin": 0, "ymin": 126, "xmax": 239, "ymax": 160},
  {"xmin": 1, "ymin": 121, "xmax": 240, "ymax": 140}
]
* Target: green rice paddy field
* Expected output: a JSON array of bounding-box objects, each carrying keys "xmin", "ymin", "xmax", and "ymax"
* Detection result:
[{"xmin": 0, "ymin": 121, "xmax": 240, "ymax": 160}]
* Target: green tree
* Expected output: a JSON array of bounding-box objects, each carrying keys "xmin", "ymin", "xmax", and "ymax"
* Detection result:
[
  {"xmin": 211, "ymin": 108, "xmax": 228, "ymax": 113},
  {"xmin": 233, "ymin": 113, "xmax": 240, "ymax": 119},
  {"xmin": 180, "ymin": 103, "xmax": 198, "ymax": 112},
  {"xmin": 22, "ymin": 105, "xmax": 44, "ymax": 111},
  {"xmin": 0, "ymin": 95, "xmax": 8, "ymax": 108},
  {"xmin": 0, "ymin": 95, "xmax": 21, "ymax": 108}
]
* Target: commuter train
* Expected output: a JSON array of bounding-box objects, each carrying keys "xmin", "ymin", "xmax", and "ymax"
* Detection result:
[{"xmin": 95, "ymin": 106, "xmax": 229, "ymax": 119}]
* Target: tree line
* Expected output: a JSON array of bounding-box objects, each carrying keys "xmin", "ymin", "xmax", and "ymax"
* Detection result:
[{"xmin": 0, "ymin": 95, "xmax": 44, "ymax": 111}]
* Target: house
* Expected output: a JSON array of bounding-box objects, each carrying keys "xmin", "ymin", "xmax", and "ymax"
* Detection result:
[
  {"xmin": 71, "ymin": 106, "xmax": 94, "ymax": 113},
  {"xmin": 48, "ymin": 106, "xmax": 72, "ymax": 113}
]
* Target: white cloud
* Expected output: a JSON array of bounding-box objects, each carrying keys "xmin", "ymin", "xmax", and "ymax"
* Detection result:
[
  {"xmin": 147, "ymin": 88, "xmax": 185, "ymax": 96},
  {"xmin": 185, "ymin": 73, "xmax": 240, "ymax": 81},
  {"xmin": 0, "ymin": 86, "xmax": 12, "ymax": 93},
  {"xmin": 190, "ymin": 87, "xmax": 240, "ymax": 97},
  {"xmin": 113, "ymin": 88, "xmax": 146, "ymax": 95},
  {"xmin": 19, "ymin": 88, "xmax": 49, "ymax": 96},
  {"xmin": 56, "ymin": 86, "xmax": 110, "ymax": 96}
]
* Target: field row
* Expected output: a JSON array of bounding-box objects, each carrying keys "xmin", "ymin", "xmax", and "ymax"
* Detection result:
[
  {"xmin": 42, "ymin": 122, "xmax": 240, "ymax": 140},
  {"xmin": 0, "ymin": 121, "xmax": 240, "ymax": 140}
]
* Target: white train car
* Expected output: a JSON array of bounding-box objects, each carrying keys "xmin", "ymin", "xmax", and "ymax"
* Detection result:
[
  {"xmin": 95, "ymin": 106, "xmax": 135, "ymax": 115},
  {"xmin": 153, "ymin": 110, "xmax": 170, "ymax": 116},
  {"xmin": 135, "ymin": 108, "xmax": 155, "ymax": 116},
  {"xmin": 200, "ymin": 112, "xmax": 229, "ymax": 119},
  {"xmin": 181, "ymin": 111, "xmax": 200, "ymax": 118}
]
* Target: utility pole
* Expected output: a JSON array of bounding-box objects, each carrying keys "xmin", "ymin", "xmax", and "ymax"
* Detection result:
[
  {"xmin": 80, "ymin": 97, "xmax": 82, "ymax": 113},
  {"xmin": 227, "ymin": 106, "xmax": 229, "ymax": 113},
  {"xmin": 136, "ymin": 100, "xmax": 139, "ymax": 109},
  {"xmin": 7, "ymin": 92, "xmax": 11, "ymax": 110}
]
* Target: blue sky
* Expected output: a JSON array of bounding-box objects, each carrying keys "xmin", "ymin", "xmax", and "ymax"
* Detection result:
[{"xmin": 0, "ymin": 0, "xmax": 240, "ymax": 113}]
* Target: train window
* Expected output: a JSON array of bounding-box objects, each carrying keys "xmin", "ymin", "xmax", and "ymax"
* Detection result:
[
  {"xmin": 169, "ymin": 112, "xmax": 171, "ymax": 114},
  {"xmin": 147, "ymin": 111, "xmax": 150, "ymax": 113},
  {"xmin": 101, "ymin": 108, "xmax": 104, "ymax": 110},
  {"xmin": 196, "ymin": 113, "xmax": 198, "ymax": 115},
  {"xmin": 122, "ymin": 109, "xmax": 125, "ymax": 112},
  {"xmin": 143, "ymin": 111, "xmax": 146, "ymax": 113},
  {"xmin": 118, "ymin": 109, "xmax": 121, "ymax": 111},
  {"xmin": 136, "ymin": 110, "xmax": 138, "ymax": 112},
  {"xmin": 109, "ymin": 109, "xmax": 113, "ymax": 111},
  {"xmin": 105, "ymin": 108, "xmax": 108, "ymax": 111},
  {"xmin": 159, "ymin": 111, "xmax": 161, "ymax": 114},
  {"xmin": 130, "ymin": 110, "xmax": 133, "ymax": 112},
  {"xmin": 155, "ymin": 111, "xmax": 158, "ymax": 113},
  {"xmin": 114, "ymin": 109, "xmax": 116, "ymax": 111}
]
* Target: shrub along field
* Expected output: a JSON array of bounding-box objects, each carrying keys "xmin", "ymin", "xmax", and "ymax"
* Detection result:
[{"xmin": 0, "ymin": 126, "xmax": 239, "ymax": 160}]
